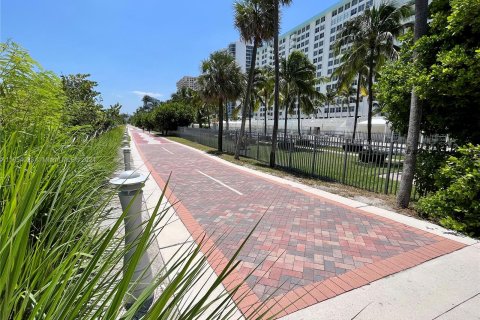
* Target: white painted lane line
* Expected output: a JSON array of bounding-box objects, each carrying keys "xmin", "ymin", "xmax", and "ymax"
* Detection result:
[
  {"xmin": 162, "ymin": 147, "xmax": 174, "ymax": 155},
  {"xmin": 196, "ymin": 170, "xmax": 243, "ymax": 196}
]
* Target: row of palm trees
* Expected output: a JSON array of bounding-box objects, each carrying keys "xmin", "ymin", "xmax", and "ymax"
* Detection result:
[{"xmin": 197, "ymin": 0, "xmax": 412, "ymax": 164}]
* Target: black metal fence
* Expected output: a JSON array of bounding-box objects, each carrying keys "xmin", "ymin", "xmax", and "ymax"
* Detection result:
[{"xmin": 174, "ymin": 127, "xmax": 452, "ymax": 198}]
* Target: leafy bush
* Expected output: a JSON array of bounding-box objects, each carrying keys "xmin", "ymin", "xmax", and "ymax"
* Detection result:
[
  {"xmin": 414, "ymin": 143, "xmax": 453, "ymax": 196},
  {"xmin": 151, "ymin": 102, "xmax": 195, "ymax": 134},
  {"xmin": 417, "ymin": 144, "xmax": 480, "ymax": 236}
]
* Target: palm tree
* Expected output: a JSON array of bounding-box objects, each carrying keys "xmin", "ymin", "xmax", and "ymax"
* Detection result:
[
  {"xmin": 280, "ymin": 51, "xmax": 320, "ymax": 137},
  {"xmin": 324, "ymin": 87, "xmax": 336, "ymax": 119},
  {"xmin": 270, "ymin": 0, "xmax": 293, "ymax": 168},
  {"xmin": 234, "ymin": 0, "xmax": 275, "ymax": 159},
  {"xmin": 335, "ymin": 1, "xmax": 412, "ymax": 144},
  {"xmin": 198, "ymin": 51, "xmax": 244, "ymax": 152},
  {"xmin": 333, "ymin": 49, "xmax": 368, "ymax": 140},
  {"xmin": 397, "ymin": 0, "xmax": 429, "ymax": 208},
  {"xmin": 257, "ymin": 67, "xmax": 275, "ymax": 135}
]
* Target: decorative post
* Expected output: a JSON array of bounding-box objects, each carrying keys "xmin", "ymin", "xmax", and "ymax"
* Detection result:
[
  {"xmin": 110, "ymin": 171, "xmax": 154, "ymax": 316},
  {"xmin": 122, "ymin": 147, "xmax": 132, "ymax": 171}
]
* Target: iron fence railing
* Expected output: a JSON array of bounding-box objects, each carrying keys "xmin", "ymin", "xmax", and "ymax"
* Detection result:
[{"xmin": 174, "ymin": 127, "xmax": 454, "ymax": 199}]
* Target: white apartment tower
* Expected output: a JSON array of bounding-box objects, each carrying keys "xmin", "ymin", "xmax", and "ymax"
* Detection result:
[
  {"xmin": 254, "ymin": 0, "xmax": 394, "ymax": 126},
  {"xmin": 176, "ymin": 76, "xmax": 199, "ymax": 91},
  {"xmin": 226, "ymin": 40, "xmax": 254, "ymax": 73}
]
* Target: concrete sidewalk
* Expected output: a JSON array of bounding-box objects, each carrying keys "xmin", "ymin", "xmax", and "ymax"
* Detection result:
[{"xmin": 128, "ymin": 127, "xmax": 479, "ymax": 319}]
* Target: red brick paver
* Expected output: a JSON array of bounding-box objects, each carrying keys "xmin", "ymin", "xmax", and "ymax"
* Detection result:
[{"xmin": 131, "ymin": 129, "xmax": 466, "ymax": 319}]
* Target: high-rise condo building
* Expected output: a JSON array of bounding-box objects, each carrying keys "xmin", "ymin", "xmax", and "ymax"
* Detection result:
[{"xmin": 254, "ymin": 0, "xmax": 405, "ymax": 129}]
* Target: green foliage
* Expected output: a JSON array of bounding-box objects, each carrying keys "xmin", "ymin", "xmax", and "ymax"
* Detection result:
[
  {"xmin": 0, "ymin": 42, "xmax": 66, "ymax": 131},
  {"xmin": 152, "ymin": 102, "xmax": 195, "ymax": 134},
  {"xmin": 413, "ymin": 143, "xmax": 453, "ymax": 196},
  {"xmin": 377, "ymin": 0, "xmax": 480, "ymax": 144},
  {"xmin": 417, "ymin": 144, "xmax": 480, "ymax": 236}
]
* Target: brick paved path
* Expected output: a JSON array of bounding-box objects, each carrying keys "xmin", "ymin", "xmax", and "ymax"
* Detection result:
[{"xmin": 131, "ymin": 129, "xmax": 465, "ymax": 318}]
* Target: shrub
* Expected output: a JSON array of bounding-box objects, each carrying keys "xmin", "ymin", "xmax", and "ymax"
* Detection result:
[
  {"xmin": 414, "ymin": 143, "xmax": 453, "ymax": 196},
  {"xmin": 417, "ymin": 144, "xmax": 480, "ymax": 236}
]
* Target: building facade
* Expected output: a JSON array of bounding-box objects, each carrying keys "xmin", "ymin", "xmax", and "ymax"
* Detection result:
[
  {"xmin": 176, "ymin": 76, "xmax": 199, "ymax": 91},
  {"xmin": 254, "ymin": 0, "xmax": 394, "ymax": 126},
  {"xmin": 225, "ymin": 40, "xmax": 254, "ymax": 73}
]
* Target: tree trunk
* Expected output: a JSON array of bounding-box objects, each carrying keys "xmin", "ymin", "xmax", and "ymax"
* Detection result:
[
  {"xmin": 235, "ymin": 40, "xmax": 258, "ymax": 159},
  {"xmin": 225, "ymin": 102, "xmax": 229, "ymax": 131},
  {"xmin": 397, "ymin": 0, "xmax": 429, "ymax": 208},
  {"xmin": 297, "ymin": 95, "xmax": 301, "ymax": 136},
  {"xmin": 367, "ymin": 54, "xmax": 374, "ymax": 146},
  {"xmin": 248, "ymin": 102, "xmax": 252, "ymax": 136},
  {"xmin": 352, "ymin": 73, "xmax": 361, "ymax": 141},
  {"xmin": 326, "ymin": 103, "xmax": 330, "ymax": 119},
  {"xmin": 264, "ymin": 93, "xmax": 268, "ymax": 136},
  {"xmin": 218, "ymin": 98, "xmax": 224, "ymax": 151},
  {"xmin": 284, "ymin": 104, "xmax": 288, "ymax": 140},
  {"xmin": 270, "ymin": 1, "xmax": 280, "ymax": 168}
]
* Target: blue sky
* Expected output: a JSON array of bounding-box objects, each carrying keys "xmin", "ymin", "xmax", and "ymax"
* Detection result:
[{"xmin": 1, "ymin": 0, "xmax": 338, "ymax": 114}]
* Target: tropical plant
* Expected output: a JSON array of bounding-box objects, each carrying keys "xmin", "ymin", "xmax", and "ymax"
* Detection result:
[
  {"xmin": 417, "ymin": 144, "xmax": 480, "ymax": 236},
  {"xmin": 334, "ymin": 59, "xmax": 368, "ymax": 140},
  {"xmin": 323, "ymin": 87, "xmax": 336, "ymax": 120},
  {"xmin": 198, "ymin": 51, "xmax": 244, "ymax": 151},
  {"xmin": 280, "ymin": 51, "xmax": 320, "ymax": 137},
  {"xmin": 256, "ymin": 67, "xmax": 275, "ymax": 135},
  {"xmin": 233, "ymin": 0, "xmax": 275, "ymax": 159},
  {"xmin": 335, "ymin": 1, "xmax": 412, "ymax": 144},
  {"xmin": 0, "ymin": 42, "xmax": 65, "ymax": 131},
  {"xmin": 270, "ymin": 0, "xmax": 293, "ymax": 168}
]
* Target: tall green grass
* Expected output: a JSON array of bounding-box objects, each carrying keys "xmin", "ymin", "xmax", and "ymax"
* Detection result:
[{"xmin": 0, "ymin": 127, "xmax": 278, "ymax": 319}]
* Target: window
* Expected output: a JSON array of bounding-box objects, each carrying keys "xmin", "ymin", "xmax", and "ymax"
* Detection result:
[
  {"xmin": 338, "ymin": 6, "xmax": 344, "ymax": 13},
  {"xmin": 317, "ymin": 72, "xmax": 322, "ymax": 77},
  {"xmin": 330, "ymin": 108, "xmax": 335, "ymax": 113},
  {"xmin": 359, "ymin": 4, "xmax": 365, "ymax": 11},
  {"xmin": 315, "ymin": 27, "xmax": 320, "ymax": 33},
  {"xmin": 329, "ymin": 52, "xmax": 334, "ymax": 58},
  {"xmin": 328, "ymin": 60, "xmax": 333, "ymax": 66},
  {"xmin": 331, "ymin": 27, "xmax": 336, "ymax": 33},
  {"xmin": 320, "ymin": 32, "xmax": 324, "ymax": 38},
  {"xmin": 334, "ymin": 58, "xmax": 339, "ymax": 64},
  {"xmin": 317, "ymin": 64, "xmax": 322, "ymax": 70},
  {"xmin": 316, "ymin": 19, "xmax": 320, "ymax": 25},
  {"xmin": 314, "ymin": 43, "xmax": 319, "ymax": 48},
  {"xmin": 352, "ymin": 0, "xmax": 358, "ymax": 4},
  {"xmin": 330, "ymin": 36, "xmax": 335, "ymax": 42},
  {"xmin": 345, "ymin": 2, "xmax": 351, "ymax": 9},
  {"xmin": 332, "ymin": 9, "xmax": 337, "ymax": 16},
  {"xmin": 319, "ymin": 40, "xmax": 324, "ymax": 46},
  {"xmin": 321, "ymin": 16, "xmax": 325, "ymax": 22},
  {"xmin": 328, "ymin": 69, "xmax": 332, "ymax": 74},
  {"xmin": 336, "ymin": 107, "xmax": 341, "ymax": 112},
  {"xmin": 306, "ymin": 25, "xmax": 310, "ymax": 30},
  {"xmin": 351, "ymin": 8, "xmax": 357, "ymax": 15},
  {"xmin": 313, "ymin": 58, "xmax": 318, "ymax": 63},
  {"xmin": 305, "ymin": 40, "xmax": 309, "ymax": 45},
  {"xmin": 318, "ymin": 49, "xmax": 323, "ymax": 54},
  {"xmin": 349, "ymin": 106, "xmax": 354, "ymax": 112},
  {"xmin": 306, "ymin": 32, "xmax": 309, "ymax": 37}
]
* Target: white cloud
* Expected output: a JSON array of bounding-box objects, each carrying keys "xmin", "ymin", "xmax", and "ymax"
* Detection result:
[{"xmin": 132, "ymin": 91, "xmax": 163, "ymax": 98}]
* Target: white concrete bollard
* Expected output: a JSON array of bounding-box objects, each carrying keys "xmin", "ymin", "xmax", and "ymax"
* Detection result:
[
  {"xmin": 110, "ymin": 171, "xmax": 153, "ymax": 316},
  {"xmin": 122, "ymin": 147, "xmax": 132, "ymax": 171}
]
